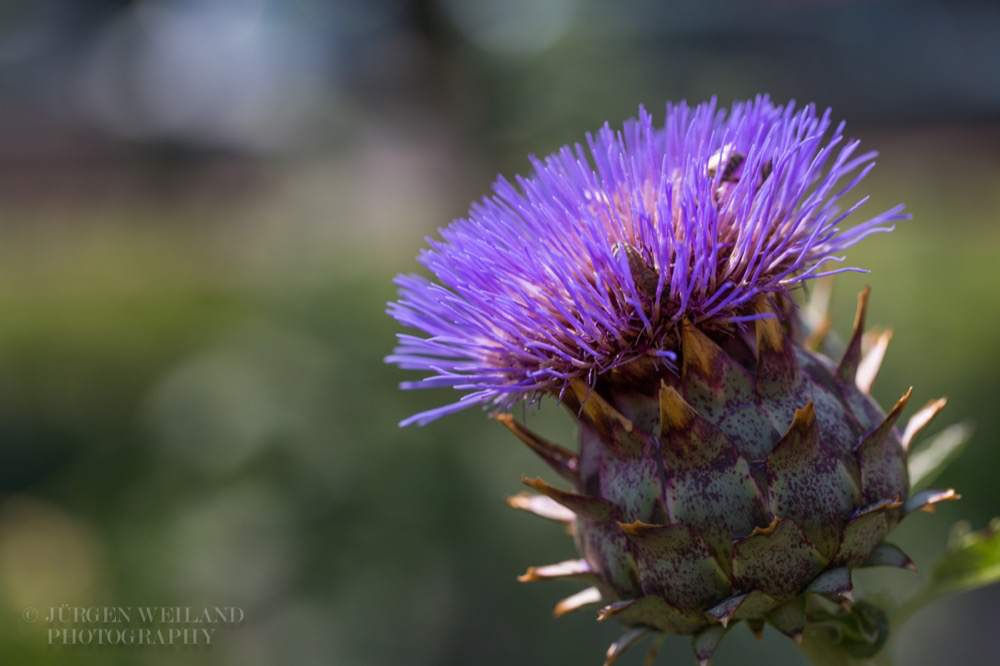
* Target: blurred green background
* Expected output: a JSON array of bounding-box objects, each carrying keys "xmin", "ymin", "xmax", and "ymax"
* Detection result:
[{"xmin": 0, "ymin": 1, "xmax": 998, "ymax": 664}]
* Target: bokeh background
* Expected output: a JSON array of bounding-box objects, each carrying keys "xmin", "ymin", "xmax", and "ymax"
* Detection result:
[{"xmin": 0, "ymin": 0, "xmax": 998, "ymax": 664}]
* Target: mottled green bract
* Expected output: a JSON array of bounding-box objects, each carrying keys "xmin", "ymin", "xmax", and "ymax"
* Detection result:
[{"xmin": 505, "ymin": 291, "xmax": 958, "ymax": 665}]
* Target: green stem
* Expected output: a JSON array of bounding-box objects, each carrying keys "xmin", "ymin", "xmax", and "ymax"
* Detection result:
[
  {"xmin": 798, "ymin": 625, "xmax": 895, "ymax": 666},
  {"xmin": 890, "ymin": 587, "xmax": 940, "ymax": 628}
]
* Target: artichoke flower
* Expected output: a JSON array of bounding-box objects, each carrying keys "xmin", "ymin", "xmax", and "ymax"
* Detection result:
[{"xmin": 387, "ymin": 97, "xmax": 958, "ymax": 664}]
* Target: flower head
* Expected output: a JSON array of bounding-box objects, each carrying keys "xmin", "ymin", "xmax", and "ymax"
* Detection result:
[{"xmin": 387, "ymin": 96, "xmax": 906, "ymax": 426}]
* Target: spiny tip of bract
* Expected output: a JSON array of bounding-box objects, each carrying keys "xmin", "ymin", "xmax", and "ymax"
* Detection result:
[{"xmin": 553, "ymin": 587, "xmax": 602, "ymax": 617}]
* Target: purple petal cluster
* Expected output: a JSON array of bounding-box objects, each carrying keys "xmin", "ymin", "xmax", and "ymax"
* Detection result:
[{"xmin": 387, "ymin": 96, "xmax": 906, "ymax": 426}]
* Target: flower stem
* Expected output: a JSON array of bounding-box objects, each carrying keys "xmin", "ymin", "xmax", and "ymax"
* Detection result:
[{"xmin": 798, "ymin": 625, "xmax": 896, "ymax": 666}]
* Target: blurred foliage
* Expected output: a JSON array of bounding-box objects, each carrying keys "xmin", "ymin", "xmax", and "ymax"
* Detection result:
[
  {"xmin": 929, "ymin": 519, "xmax": 1000, "ymax": 599},
  {"xmin": 0, "ymin": 1, "xmax": 998, "ymax": 665}
]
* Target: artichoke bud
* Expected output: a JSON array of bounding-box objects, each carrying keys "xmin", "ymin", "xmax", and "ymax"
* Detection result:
[{"xmin": 387, "ymin": 98, "xmax": 957, "ymax": 664}]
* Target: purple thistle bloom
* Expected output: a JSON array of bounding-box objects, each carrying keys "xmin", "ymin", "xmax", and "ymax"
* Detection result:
[{"xmin": 387, "ymin": 96, "xmax": 907, "ymax": 426}]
